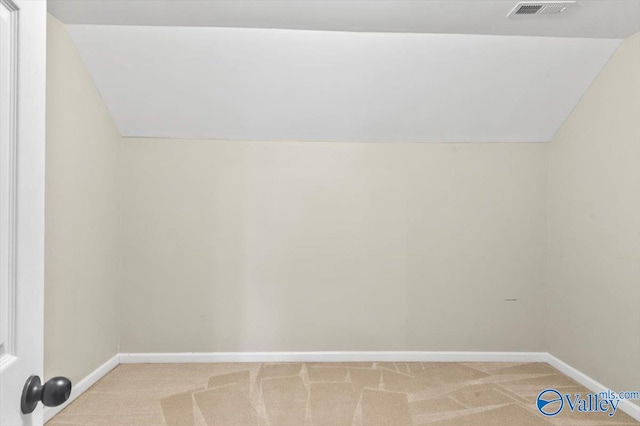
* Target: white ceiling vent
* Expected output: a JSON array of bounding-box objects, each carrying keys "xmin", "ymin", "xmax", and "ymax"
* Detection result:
[{"xmin": 507, "ymin": 1, "xmax": 575, "ymax": 17}]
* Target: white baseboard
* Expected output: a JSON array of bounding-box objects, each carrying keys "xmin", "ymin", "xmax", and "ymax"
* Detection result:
[
  {"xmin": 118, "ymin": 350, "xmax": 547, "ymax": 364},
  {"xmin": 43, "ymin": 353, "xmax": 120, "ymax": 423},
  {"xmin": 45, "ymin": 351, "xmax": 639, "ymax": 423},
  {"xmin": 545, "ymin": 353, "xmax": 640, "ymax": 422}
]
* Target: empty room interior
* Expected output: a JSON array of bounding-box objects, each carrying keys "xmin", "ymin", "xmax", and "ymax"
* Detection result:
[{"xmin": 1, "ymin": 0, "xmax": 639, "ymax": 425}]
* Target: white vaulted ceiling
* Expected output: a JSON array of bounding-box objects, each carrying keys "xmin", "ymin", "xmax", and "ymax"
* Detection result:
[{"xmin": 49, "ymin": 1, "xmax": 639, "ymax": 142}]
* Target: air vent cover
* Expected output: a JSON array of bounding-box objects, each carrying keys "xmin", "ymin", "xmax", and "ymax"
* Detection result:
[{"xmin": 508, "ymin": 1, "xmax": 575, "ymax": 17}]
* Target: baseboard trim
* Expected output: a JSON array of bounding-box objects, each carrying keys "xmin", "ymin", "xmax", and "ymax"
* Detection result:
[
  {"xmin": 546, "ymin": 353, "xmax": 640, "ymax": 422},
  {"xmin": 43, "ymin": 353, "xmax": 120, "ymax": 423},
  {"xmin": 44, "ymin": 351, "xmax": 639, "ymax": 423},
  {"xmin": 118, "ymin": 351, "xmax": 547, "ymax": 364}
]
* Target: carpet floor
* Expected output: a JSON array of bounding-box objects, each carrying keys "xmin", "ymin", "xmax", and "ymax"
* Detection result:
[{"xmin": 47, "ymin": 362, "xmax": 639, "ymax": 425}]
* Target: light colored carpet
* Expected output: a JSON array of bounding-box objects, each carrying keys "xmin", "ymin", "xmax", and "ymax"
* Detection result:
[{"xmin": 47, "ymin": 362, "xmax": 639, "ymax": 425}]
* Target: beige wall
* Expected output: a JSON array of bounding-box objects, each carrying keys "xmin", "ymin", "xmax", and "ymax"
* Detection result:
[
  {"xmin": 548, "ymin": 32, "xmax": 640, "ymax": 396},
  {"xmin": 120, "ymin": 140, "xmax": 547, "ymax": 352},
  {"xmin": 45, "ymin": 15, "xmax": 121, "ymax": 383}
]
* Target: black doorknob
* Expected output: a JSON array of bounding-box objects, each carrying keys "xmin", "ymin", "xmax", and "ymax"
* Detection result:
[{"xmin": 21, "ymin": 375, "xmax": 72, "ymax": 414}]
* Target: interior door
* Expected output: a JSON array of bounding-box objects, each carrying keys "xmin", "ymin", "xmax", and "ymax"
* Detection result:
[{"xmin": 0, "ymin": 0, "xmax": 47, "ymax": 424}]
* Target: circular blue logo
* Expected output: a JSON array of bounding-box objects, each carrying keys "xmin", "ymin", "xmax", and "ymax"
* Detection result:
[{"xmin": 537, "ymin": 389, "xmax": 564, "ymax": 416}]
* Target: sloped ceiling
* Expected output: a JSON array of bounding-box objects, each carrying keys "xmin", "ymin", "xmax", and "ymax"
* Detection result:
[{"xmin": 49, "ymin": 1, "xmax": 639, "ymax": 142}]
